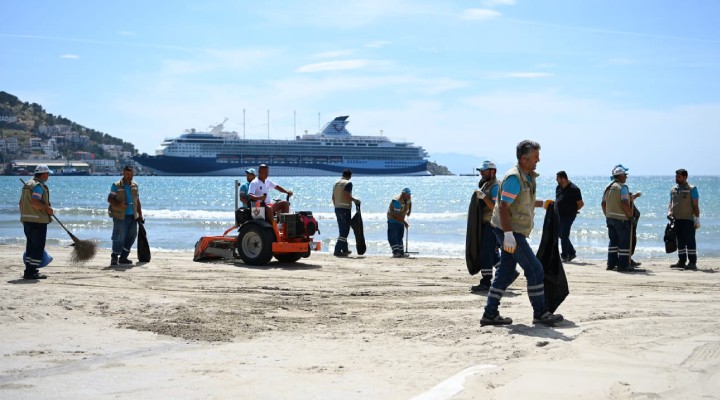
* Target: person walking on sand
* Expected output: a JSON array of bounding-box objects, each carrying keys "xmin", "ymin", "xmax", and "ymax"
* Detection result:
[
  {"xmin": 332, "ymin": 169, "xmax": 361, "ymax": 257},
  {"xmin": 470, "ymin": 160, "xmax": 500, "ymax": 292},
  {"xmin": 387, "ymin": 188, "xmax": 412, "ymax": 258},
  {"xmin": 555, "ymin": 171, "xmax": 584, "ymax": 262},
  {"xmin": 668, "ymin": 168, "xmax": 700, "ymax": 270},
  {"xmin": 481, "ymin": 140, "xmax": 563, "ymax": 327},
  {"xmin": 601, "ymin": 164, "xmax": 637, "ymax": 272},
  {"xmin": 108, "ymin": 165, "xmax": 143, "ymax": 266},
  {"xmin": 19, "ymin": 164, "xmax": 54, "ymax": 280}
]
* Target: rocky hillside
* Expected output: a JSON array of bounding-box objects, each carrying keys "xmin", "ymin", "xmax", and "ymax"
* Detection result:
[{"xmin": 0, "ymin": 91, "xmax": 135, "ymax": 162}]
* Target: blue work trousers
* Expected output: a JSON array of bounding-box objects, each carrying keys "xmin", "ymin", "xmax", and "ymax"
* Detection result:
[
  {"xmin": 387, "ymin": 222, "xmax": 405, "ymax": 255},
  {"xmin": 112, "ymin": 215, "xmax": 138, "ymax": 258},
  {"xmin": 478, "ymin": 223, "xmax": 500, "ymax": 283},
  {"xmin": 675, "ymin": 219, "xmax": 697, "ymax": 263},
  {"xmin": 23, "ymin": 222, "xmax": 48, "ymax": 276},
  {"xmin": 334, "ymin": 208, "xmax": 351, "ymax": 254},
  {"xmin": 606, "ymin": 218, "xmax": 631, "ymax": 269},
  {"xmin": 484, "ymin": 227, "xmax": 546, "ymax": 319}
]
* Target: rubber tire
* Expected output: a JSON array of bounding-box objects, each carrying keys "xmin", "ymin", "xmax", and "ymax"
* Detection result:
[
  {"xmin": 237, "ymin": 224, "xmax": 275, "ymax": 265},
  {"xmin": 274, "ymin": 253, "xmax": 303, "ymax": 263}
]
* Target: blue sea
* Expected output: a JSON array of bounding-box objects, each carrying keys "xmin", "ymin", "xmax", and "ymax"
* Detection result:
[{"xmin": 1, "ymin": 175, "xmax": 718, "ymax": 260}]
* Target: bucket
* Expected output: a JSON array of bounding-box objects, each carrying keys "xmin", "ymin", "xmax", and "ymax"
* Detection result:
[{"xmin": 251, "ymin": 201, "xmax": 265, "ymax": 220}]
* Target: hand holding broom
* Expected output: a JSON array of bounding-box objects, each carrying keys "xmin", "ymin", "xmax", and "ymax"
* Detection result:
[{"xmin": 20, "ymin": 178, "xmax": 97, "ymax": 263}]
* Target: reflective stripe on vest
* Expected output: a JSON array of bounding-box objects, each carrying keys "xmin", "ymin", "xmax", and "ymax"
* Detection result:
[{"xmin": 491, "ymin": 165, "xmax": 537, "ymax": 237}]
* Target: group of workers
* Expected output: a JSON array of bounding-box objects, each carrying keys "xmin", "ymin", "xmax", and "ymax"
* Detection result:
[
  {"xmin": 20, "ymin": 164, "xmax": 145, "ymax": 279},
  {"xmin": 467, "ymin": 140, "xmax": 702, "ymax": 327}
]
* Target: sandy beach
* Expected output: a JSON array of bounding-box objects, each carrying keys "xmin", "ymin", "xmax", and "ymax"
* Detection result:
[{"xmin": 1, "ymin": 245, "xmax": 719, "ymax": 399}]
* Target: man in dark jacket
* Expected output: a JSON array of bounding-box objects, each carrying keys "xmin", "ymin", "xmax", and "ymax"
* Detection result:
[{"xmin": 555, "ymin": 171, "xmax": 584, "ymax": 262}]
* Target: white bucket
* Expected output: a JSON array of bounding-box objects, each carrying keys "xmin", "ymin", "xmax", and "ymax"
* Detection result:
[{"xmin": 251, "ymin": 201, "xmax": 265, "ymax": 220}]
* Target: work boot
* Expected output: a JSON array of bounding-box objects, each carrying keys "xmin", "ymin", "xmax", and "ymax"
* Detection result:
[
  {"xmin": 110, "ymin": 255, "xmax": 118, "ymax": 266},
  {"xmin": 118, "ymin": 257, "xmax": 133, "ymax": 265},
  {"xmin": 480, "ymin": 313, "xmax": 513, "ymax": 326},
  {"xmin": 630, "ymin": 259, "xmax": 642, "ymax": 267},
  {"xmin": 670, "ymin": 261, "xmax": 686, "ymax": 269},
  {"xmin": 684, "ymin": 263, "xmax": 698, "ymax": 270},
  {"xmin": 23, "ymin": 271, "xmax": 47, "ymax": 280},
  {"xmin": 533, "ymin": 311, "xmax": 563, "ymax": 326}
]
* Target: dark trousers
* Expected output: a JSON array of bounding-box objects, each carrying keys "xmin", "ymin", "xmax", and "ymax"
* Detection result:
[
  {"xmin": 607, "ymin": 218, "xmax": 631, "ymax": 269},
  {"xmin": 485, "ymin": 227, "xmax": 546, "ymax": 319},
  {"xmin": 478, "ymin": 223, "xmax": 500, "ymax": 284},
  {"xmin": 557, "ymin": 214, "xmax": 576, "ymax": 258},
  {"xmin": 112, "ymin": 215, "xmax": 138, "ymax": 258},
  {"xmin": 334, "ymin": 208, "xmax": 351, "ymax": 254},
  {"xmin": 387, "ymin": 222, "xmax": 405, "ymax": 255},
  {"xmin": 23, "ymin": 222, "xmax": 48, "ymax": 276},
  {"xmin": 675, "ymin": 219, "xmax": 697, "ymax": 263}
]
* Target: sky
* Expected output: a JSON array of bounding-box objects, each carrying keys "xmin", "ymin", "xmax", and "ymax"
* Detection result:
[{"xmin": 1, "ymin": 0, "xmax": 719, "ymax": 175}]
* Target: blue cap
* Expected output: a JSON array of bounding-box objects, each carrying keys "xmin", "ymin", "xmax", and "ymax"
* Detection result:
[
  {"xmin": 245, "ymin": 168, "xmax": 256, "ymax": 175},
  {"xmin": 402, "ymin": 187, "xmax": 412, "ymax": 195}
]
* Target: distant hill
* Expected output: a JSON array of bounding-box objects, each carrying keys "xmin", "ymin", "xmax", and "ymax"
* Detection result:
[{"xmin": 0, "ymin": 91, "xmax": 136, "ymax": 164}]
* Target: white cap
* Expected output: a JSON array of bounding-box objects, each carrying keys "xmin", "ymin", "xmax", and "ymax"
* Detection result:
[
  {"xmin": 35, "ymin": 164, "xmax": 51, "ymax": 174},
  {"xmin": 476, "ymin": 160, "xmax": 497, "ymax": 171},
  {"xmin": 612, "ymin": 164, "xmax": 629, "ymax": 176}
]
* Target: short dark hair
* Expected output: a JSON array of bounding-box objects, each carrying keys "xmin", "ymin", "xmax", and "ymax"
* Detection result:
[
  {"xmin": 675, "ymin": 168, "xmax": 688, "ymax": 177},
  {"xmin": 556, "ymin": 171, "xmax": 568, "ymax": 179},
  {"xmin": 516, "ymin": 140, "xmax": 541, "ymax": 160},
  {"xmin": 342, "ymin": 169, "xmax": 352, "ymax": 179},
  {"xmin": 123, "ymin": 165, "xmax": 134, "ymax": 171}
]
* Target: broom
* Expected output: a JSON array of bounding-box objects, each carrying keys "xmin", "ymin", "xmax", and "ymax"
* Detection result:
[{"xmin": 20, "ymin": 179, "xmax": 97, "ymax": 264}]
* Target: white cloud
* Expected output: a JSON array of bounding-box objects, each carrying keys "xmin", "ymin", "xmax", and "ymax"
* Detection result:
[
  {"xmin": 296, "ymin": 60, "xmax": 370, "ymax": 73},
  {"xmin": 461, "ymin": 9, "xmax": 501, "ymax": 20},
  {"xmin": 315, "ymin": 50, "xmax": 355, "ymax": 58},
  {"xmin": 117, "ymin": 31, "xmax": 135, "ymax": 37},
  {"xmin": 60, "ymin": 54, "xmax": 79, "ymax": 59}
]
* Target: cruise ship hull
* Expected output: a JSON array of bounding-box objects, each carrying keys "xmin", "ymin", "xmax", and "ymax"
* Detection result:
[{"xmin": 133, "ymin": 155, "xmax": 431, "ymax": 176}]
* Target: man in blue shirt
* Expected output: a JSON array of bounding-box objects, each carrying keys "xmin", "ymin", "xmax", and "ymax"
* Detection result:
[
  {"xmin": 108, "ymin": 166, "xmax": 143, "ymax": 266},
  {"xmin": 601, "ymin": 165, "xmax": 636, "ymax": 272},
  {"xmin": 481, "ymin": 140, "xmax": 562, "ymax": 327},
  {"xmin": 239, "ymin": 168, "xmax": 256, "ymax": 208},
  {"xmin": 387, "ymin": 188, "xmax": 412, "ymax": 258},
  {"xmin": 668, "ymin": 168, "xmax": 701, "ymax": 270},
  {"xmin": 19, "ymin": 164, "xmax": 54, "ymax": 279},
  {"xmin": 471, "ymin": 160, "xmax": 501, "ymax": 292}
]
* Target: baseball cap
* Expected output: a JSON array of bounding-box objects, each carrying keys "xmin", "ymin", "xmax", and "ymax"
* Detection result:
[
  {"xmin": 35, "ymin": 164, "xmax": 51, "ymax": 174},
  {"xmin": 402, "ymin": 187, "xmax": 412, "ymax": 195},
  {"xmin": 612, "ymin": 164, "xmax": 629, "ymax": 176},
  {"xmin": 476, "ymin": 160, "xmax": 497, "ymax": 171},
  {"xmin": 675, "ymin": 168, "xmax": 688, "ymax": 176},
  {"xmin": 245, "ymin": 168, "xmax": 256, "ymax": 175}
]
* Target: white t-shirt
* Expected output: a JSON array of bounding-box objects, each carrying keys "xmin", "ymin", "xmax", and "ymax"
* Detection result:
[{"xmin": 248, "ymin": 178, "xmax": 277, "ymax": 198}]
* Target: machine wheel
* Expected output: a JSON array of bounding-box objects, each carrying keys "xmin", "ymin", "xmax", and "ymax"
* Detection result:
[
  {"xmin": 237, "ymin": 223, "xmax": 275, "ymax": 265},
  {"xmin": 274, "ymin": 253, "xmax": 303, "ymax": 263}
]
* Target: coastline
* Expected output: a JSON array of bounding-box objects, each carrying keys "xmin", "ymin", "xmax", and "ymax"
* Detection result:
[{"xmin": 1, "ymin": 244, "xmax": 719, "ymax": 399}]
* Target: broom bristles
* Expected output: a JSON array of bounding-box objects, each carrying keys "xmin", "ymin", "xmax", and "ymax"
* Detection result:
[{"xmin": 70, "ymin": 240, "xmax": 98, "ymax": 264}]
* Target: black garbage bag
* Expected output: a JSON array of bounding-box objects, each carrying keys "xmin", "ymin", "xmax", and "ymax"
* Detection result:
[
  {"xmin": 137, "ymin": 220, "xmax": 151, "ymax": 262},
  {"xmin": 350, "ymin": 207, "xmax": 366, "ymax": 255},
  {"xmin": 664, "ymin": 219, "xmax": 677, "ymax": 254},
  {"xmin": 465, "ymin": 192, "xmax": 484, "ymax": 276},
  {"xmin": 535, "ymin": 203, "xmax": 569, "ymax": 313}
]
